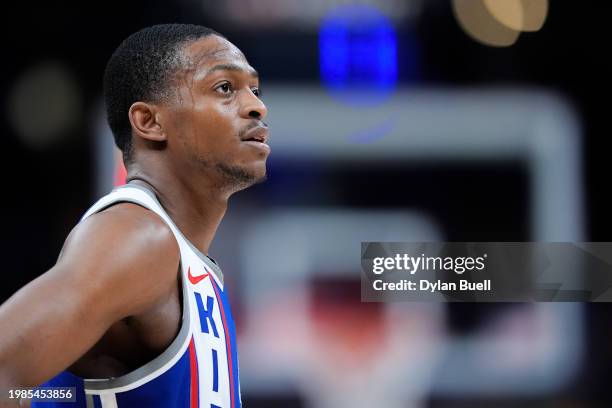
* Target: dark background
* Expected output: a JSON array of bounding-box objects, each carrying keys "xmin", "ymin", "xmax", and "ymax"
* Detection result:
[{"xmin": 1, "ymin": 1, "xmax": 611, "ymax": 406}]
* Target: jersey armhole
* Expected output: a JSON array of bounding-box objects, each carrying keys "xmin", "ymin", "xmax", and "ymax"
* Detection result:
[
  {"xmin": 79, "ymin": 199, "xmax": 194, "ymax": 393},
  {"xmin": 83, "ymin": 258, "xmax": 192, "ymax": 393}
]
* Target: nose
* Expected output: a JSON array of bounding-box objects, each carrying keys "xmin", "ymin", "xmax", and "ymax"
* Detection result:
[{"xmin": 240, "ymin": 89, "xmax": 268, "ymax": 120}]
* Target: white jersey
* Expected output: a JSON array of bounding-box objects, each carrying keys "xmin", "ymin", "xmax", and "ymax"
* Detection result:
[{"xmin": 33, "ymin": 183, "xmax": 241, "ymax": 408}]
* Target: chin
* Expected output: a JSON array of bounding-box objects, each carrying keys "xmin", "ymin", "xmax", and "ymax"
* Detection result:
[
  {"xmin": 246, "ymin": 163, "xmax": 268, "ymax": 188},
  {"xmin": 251, "ymin": 162, "xmax": 268, "ymax": 181},
  {"xmin": 216, "ymin": 161, "xmax": 267, "ymax": 190}
]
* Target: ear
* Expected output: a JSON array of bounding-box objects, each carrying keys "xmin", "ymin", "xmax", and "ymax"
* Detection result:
[{"xmin": 128, "ymin": 102, "xmax": 166, "ymax": 142}]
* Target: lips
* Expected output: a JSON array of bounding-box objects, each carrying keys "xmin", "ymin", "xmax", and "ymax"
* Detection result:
[{"xmin": 241, "ymin": 126, "xmax": 269, "ymax": 144}]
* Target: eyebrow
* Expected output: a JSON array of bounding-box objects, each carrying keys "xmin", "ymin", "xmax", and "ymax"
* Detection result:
[{"xmin": 206, "ymin": 63, "xmax": 259, "ymax": 78}]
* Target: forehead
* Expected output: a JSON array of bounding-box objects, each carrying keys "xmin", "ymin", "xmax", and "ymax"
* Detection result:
[{"xmin": 181, "ymin": 35, "xmax": 254, "ymax": 79}]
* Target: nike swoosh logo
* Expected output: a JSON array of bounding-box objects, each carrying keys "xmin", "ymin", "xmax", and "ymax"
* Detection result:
[{"xmin": 188, "ymin": 266, "xmax": 210, "ymax": 285}]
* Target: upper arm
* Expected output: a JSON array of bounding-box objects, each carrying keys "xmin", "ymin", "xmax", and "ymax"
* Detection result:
[{"xmin": 0, "ymin": 204, "xmax": 180, "ymax": 387}]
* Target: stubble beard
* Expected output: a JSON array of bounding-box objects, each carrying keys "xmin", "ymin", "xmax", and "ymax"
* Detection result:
[
  {"xmin": 215, "ymin": 162, "xmax": 267, "ymax": 192},
  {"xmin": 188, "ymin": 146, "xmax": 267, "ymax": 193}
]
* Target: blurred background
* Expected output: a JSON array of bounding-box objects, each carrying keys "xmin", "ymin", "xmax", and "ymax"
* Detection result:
[{"xmin": 1, "ymin": 0, "xmax": 611, "ymax": 406}]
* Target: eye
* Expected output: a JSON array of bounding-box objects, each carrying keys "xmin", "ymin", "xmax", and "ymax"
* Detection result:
[
  {"xmin": 251, "ymin": 87, "xmax": 262, "ymax": 97},
  {"xmin": 215, "ymin": 82, "xmax": 233, "ymax": 95}
]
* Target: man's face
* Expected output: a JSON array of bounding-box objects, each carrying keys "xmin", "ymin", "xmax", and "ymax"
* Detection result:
[{"xmin": 162, "ymin": 35, "xmax": 269, "ymax": 191}]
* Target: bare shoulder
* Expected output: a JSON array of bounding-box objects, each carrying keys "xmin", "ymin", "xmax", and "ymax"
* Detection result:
[
  {"xmin": 64, "ymin": 202, "xmax": 179, "ymax": 258},
  {"xmin": 54, "ymin": 202, "xmax": 181, "ymax": 317},
  {"xmin": 0, "ymin": 203, "xmax": 181, "ymax": 386}
]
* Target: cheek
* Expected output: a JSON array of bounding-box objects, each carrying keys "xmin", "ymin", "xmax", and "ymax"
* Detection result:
[
  {"xmin": 192, "ymin": 104, "xmax": 239, "ymax": 146},
  {"xmin": 166, "ymin": 95, "xmax": 241, "ymax": 159}
]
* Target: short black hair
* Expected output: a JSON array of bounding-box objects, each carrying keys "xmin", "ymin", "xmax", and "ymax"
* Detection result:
[{"xmin": 103, "ymin": 24, "xmax": 222, "ymax": 163}]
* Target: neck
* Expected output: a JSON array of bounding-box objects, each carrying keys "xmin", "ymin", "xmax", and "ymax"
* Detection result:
[{"xmin": 126, "ymin": 168, "xmax": 229, "ymax": 256}]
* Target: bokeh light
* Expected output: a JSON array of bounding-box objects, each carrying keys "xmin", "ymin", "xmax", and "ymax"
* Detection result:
[
  {"xmin": 7, "ymin": 61, "xmax": 81, "ymax": 149},
  {"xmin": 484, "ymin": 0, "xmax": 548, "ymax": 32},
  {"xmin": 319, "ymin": 4, "xmax": 398, "ymax": 106},
  {"xmin": 452, "ymin": 0, "xmax": 521, "ymax": 47},
  {"xmin": 452, "ymin": 0, "xmax": 548, "ymax": 47}
]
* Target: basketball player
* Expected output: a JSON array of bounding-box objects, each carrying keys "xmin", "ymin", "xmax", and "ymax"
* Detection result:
[{"xmin": 0, "ymin": 24, "xmax": 269, "ymax": 407}]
